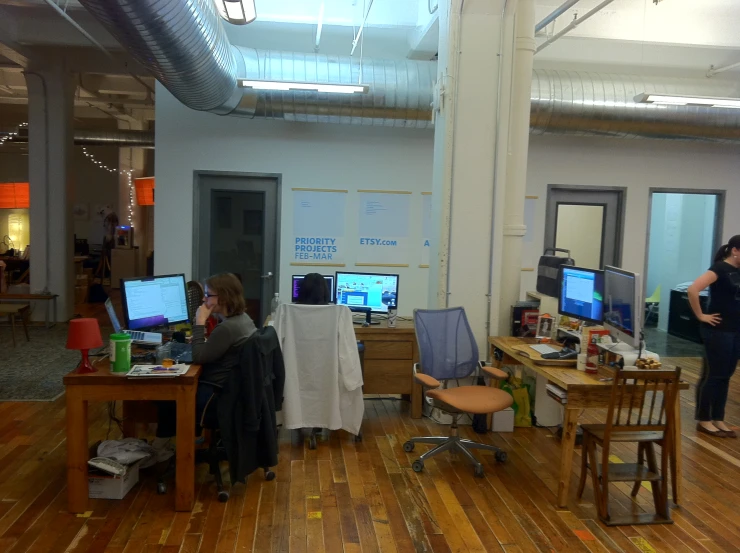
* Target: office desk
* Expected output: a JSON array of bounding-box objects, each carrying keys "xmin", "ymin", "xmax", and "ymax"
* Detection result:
[
  {"xmin": 354, "ymin": 321, "xmax": 422, "ymax": 418},
  {"xmin": 63, "ymin": 360, "xmax": 201, "ymax": 513},
  {"xmin": 488, "ymin": 336, "xmax": 687, "ymax": 508}
]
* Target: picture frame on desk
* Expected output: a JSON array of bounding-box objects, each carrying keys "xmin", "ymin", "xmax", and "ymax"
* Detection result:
[{"xmin": 536, "ymin": 314, "xmax": 554, "ymax": 340}]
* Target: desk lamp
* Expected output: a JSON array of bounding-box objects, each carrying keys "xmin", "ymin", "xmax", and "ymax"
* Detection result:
[{"xmin": 66, "ymin": 318, "xmax": 103, "ymax": 374}]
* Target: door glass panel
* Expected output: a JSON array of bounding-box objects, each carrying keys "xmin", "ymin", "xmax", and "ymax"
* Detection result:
[
  {"xmin": 209, "ymin": 190, "xmax": 265, "ymax": 322},
  {"xmin": 555, "ymin": 204, "xmax": 604, "ymax": 269}
]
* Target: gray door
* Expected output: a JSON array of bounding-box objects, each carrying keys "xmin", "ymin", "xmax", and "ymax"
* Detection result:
[
  {"xmin": 193, "ymin": 172, "xmax": 280, "ymax": 324},
  {"xmin": 544, "ymin": 186, "xmax": 625, "ymax": 269}
]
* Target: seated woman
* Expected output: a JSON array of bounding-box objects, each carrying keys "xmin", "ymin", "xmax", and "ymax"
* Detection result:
[
  {"xmin": 296, "ymin": 273, "xmax": 331, "ymax": 305},
  {"xmin": 153, "ymin": 273, "xmax": 257, "ymax": 458}
]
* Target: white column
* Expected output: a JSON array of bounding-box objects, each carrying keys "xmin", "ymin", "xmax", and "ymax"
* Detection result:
[
  {"xmin": 429, "ymin": 0, "xmax": 510, "ymax": 353},
  {"xmin": 494, "ymin": 0, "xmax": 535, "ymax": 335},
  {"xmin": 25, "ymin": 63, "xmax": 75, "ymax": 321}
]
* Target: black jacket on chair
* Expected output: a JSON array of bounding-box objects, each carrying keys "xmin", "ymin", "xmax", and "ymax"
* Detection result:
[{"xmin": 216, "ymin": 326, "xmax": 285, "ymax": 484}]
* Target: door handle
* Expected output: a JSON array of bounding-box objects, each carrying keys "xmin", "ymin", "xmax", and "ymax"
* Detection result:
[{"xmin": 261, "ymin": 272, "xmax": 274, "ymax": 280}]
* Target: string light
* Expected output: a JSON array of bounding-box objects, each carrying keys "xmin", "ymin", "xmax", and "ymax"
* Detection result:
[{"xmin": 81, "ymin": 146, "xmax": 136, "ymax": 227}]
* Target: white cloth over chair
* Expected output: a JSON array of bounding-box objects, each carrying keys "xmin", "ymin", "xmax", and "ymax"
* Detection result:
[{"xmin": 273, "ymin": 304, "xmax": 364, "ymax": 435}]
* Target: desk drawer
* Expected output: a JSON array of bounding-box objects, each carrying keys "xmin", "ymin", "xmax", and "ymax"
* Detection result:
[
  {"xmin": 363, "ymin": 340, "xmax": 413, "ymax": 360},
  {"xmin": 363, "ymin": 360, "xmax": 413, "ymax": 394}
]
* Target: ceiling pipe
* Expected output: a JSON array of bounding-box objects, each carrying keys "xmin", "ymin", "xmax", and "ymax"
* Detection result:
[
  {"xmin": 707, "ymin": 61, "xmax": 740, "ymax": 78},
  {"xmin": 535, "ymin": 0, "xmax": 580, "ymax": 33},
  {"xmin": 3, "ymin": 128, "xmax": 154, "ymax": 148},
  {"xmin": 536, "ymin": 0, "xmax": 618, "ymax": 53}
]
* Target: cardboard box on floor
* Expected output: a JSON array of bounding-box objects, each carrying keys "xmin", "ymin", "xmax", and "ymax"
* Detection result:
[{"xmin": 88, "ymin": 459, "xmax": 142, "ymax": 500}]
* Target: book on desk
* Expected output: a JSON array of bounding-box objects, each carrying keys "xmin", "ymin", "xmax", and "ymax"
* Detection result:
[{"xmin": 127, "ymin": 364, "xmax": 189, "ymax": 378}]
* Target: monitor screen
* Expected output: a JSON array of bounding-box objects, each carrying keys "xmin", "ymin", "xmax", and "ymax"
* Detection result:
[
  {"xmin": 603, "ymin": 266, "xmax": 642, "ymax": 347},
  {"xmin": 558, "ymin": 266, "xmax": 604, "ymax": 324},
  {"xmin": 121, "ymin": 274, "xmax": 189, "ymax": 330},
  {"xmin": 335, "ymin": 272, "xmax": 399, "ymax": 314},
  {"xmin": 291, "ymin": 275, "xmax": 335, "ymax": 303}
]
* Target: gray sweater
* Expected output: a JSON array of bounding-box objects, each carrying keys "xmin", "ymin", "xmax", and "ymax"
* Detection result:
[{"xmin": 192, "ymin": 312, "xmax": 258, "ymax": 385}]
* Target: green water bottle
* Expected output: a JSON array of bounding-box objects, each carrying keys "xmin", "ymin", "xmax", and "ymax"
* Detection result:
[{"xmin": 110, "ymin": 333, "xmax": 132, "ymax": 373}]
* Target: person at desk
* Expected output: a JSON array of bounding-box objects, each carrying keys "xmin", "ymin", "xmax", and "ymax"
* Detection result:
[
  {"xmin": 297, "ymin": 272, "xmax": 331, "ymax": 305},
  {"xmin": 688, "ymin": 235, "xmax": 740, "ymax": 438},
  {"xmin": 153, "ymin": 273, "xmax": 258, "ymax": 458}
]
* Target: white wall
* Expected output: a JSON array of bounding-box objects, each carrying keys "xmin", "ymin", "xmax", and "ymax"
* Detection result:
[
  {"xmin": 521, "ymin": 135, "xmax": 740, "ymax": 297},
  {"xmin": 155, "ymin": 86, "xmax": 434, "ymax": 316}
]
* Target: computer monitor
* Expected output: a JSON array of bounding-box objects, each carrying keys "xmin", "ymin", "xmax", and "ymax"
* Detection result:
[
  {"xmin": 291, "ymin": 275, "xmax": 335, "ymax": 303},
  {"xmin": 603, "ymin": 266, "xmax": 643, "ymax": 348},
  {"xmin": 120, "ymin": 274, "xmax": 189, "ymax": 330},
  {"xmin": 558, "ymin": 266, "xmax": 604, "ymax": 325},
  {"xmin": 335, "ymin": 271, "xmax": 399, "ymax": 314}
]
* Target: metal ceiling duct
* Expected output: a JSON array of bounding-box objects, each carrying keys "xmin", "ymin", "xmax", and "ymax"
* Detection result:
[
  {"xmin": 531, "ymin": 69, "xmax": 740, "ymax": 142},
  {"xmin": 77, "ymin": 0, "xmax": 740, "ymax": 141},
  {"xmin": 3, "ymin": 129, "xmax": 154, "ymax": 148}
]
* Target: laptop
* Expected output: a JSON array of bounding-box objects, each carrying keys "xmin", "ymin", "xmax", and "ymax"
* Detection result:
[{"xmin": 105, "ymin": 298, "xmax": 163, "ymax": 346}]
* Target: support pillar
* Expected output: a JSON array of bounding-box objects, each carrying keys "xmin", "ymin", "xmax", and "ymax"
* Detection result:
[
  {"xmin": 429, "ymin": 0, "xmax": 510, "ymax": 352},
  {"xmin": 25, "ymin": 63, "xmax": 75, "ymax": 322},
  {"xmin": 495, "ymin": 0, "xmax": 535, "ymax": 335}
]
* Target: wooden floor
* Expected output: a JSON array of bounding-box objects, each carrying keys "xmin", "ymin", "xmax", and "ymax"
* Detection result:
[{"xmin": 2, "ymin": 296, "xmax": 740, "ymax": 552}]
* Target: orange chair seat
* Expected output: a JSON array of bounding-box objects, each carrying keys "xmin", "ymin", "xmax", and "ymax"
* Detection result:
[{"xmin": 427, "ymin": 386, "xmax": 513, "ymax": 415}]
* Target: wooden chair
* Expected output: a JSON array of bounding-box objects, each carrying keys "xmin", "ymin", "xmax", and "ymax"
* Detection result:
[
  {"xmin": 577, "ymin": 365, "xmax": 681, "ymax": 526},
  {"xmin": 0, "ymin": 303, "xmax": 31, "ymax": 347}
]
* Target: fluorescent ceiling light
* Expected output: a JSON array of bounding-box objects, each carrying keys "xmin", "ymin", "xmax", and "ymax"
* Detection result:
[
  {"xmin": 635, "ymin": 93, "xmax": 740, "ymax": 109},
  {"xmin": 214, "ymin": 0, "xmax": 256, "ymax": 25},
  {"xmin": 239, "ymin": 80, "xmax": 369, "ymax": 94}
]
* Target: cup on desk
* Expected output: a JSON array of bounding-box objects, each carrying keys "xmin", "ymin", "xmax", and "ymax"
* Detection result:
[
  {"xmin": 387, "ymin": 306, "xmax": 397, "ymax": 328},
  {"xmin": 576, "ymin": 353, "xmax": 587, "ymax": 372}
]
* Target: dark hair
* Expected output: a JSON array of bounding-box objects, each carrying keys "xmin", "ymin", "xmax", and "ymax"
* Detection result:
[
  {"xmin": 297, "ymin": 273, "xmax": 330, "ymax": 305},
  {"xmin": 204, "ymin": 273, "xmax": 245, "ymax": 316},
  {"xmin": 713, "ymin": 235, "xmax": 740, "ymax": 263}
]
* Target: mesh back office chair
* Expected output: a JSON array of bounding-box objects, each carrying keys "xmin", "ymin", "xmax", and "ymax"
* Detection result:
[
  {"xmin": 404, "ymin": 307, "xmax": 513, "ymax": 477},
  {"xmin": 186, "ymin": 280, "xmax": 204, "ymax": 322}
]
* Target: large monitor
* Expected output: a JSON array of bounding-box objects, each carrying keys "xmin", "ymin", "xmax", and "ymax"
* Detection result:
[
  {"xmin": 603, "ymin": 266, "xmax": 643, "ymax": 348},
  {"xmin": 120, "ymin": 274, "xmax": 189, "ymax": 330},
  {"xmin": 291, "ymin": 274, "xmax": 335, "ymax": 303},
  {"xmin": 335, "ymin": 272, "xmax": 399, "ymax": 314},
  {"xmin": 558, "ymin": 266, "xmax": 604, "ymax": 324}
]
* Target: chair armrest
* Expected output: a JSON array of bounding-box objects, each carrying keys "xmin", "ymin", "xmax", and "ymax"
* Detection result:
[
  {"xmin": 413, "ymin": 363, "xmax": 440, "ymax": 389},
  {"xmin": 481, "ymin": 364, "xmax": 508, "ymax": 381}
]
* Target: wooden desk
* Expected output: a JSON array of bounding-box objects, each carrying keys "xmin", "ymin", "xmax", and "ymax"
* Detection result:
[
  {"xmin": 489, "ymin": 336, "xmax": 688, "ymax": 509},
  {"xmin": 63, "ymin": 360, "xmax": 201, "ymax": 513},
  {"xmin": 354, "ymin": 320, "xmax": 422, "ymax": 418},
  {"xmin": 0, "ymin": 293, "xmax": 58, "ymax": 328}
]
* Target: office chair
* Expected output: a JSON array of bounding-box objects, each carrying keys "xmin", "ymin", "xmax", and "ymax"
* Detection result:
[
  {"xmin": 404, "ymin": 307, "xmax": 512, "ymax": 478},
  {"xmin": 644, "ymin": 284, "xmax": 661, "ymax": 327},
  {"xmin": 186, "ymin": 280, "xmax": 204, "ymax": 322}
]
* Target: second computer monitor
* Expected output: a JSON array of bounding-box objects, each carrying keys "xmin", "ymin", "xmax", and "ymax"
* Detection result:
[
  {"xmin": 291, "ymin": 275, "xmax": 335, "ymax": 303},
  {"xmin": 121, "ymin": 274, "xmax": 189, "ymax": 330},
  {"xmin": 335, "ymin": 271, "xmax": 399, "ymax": 313},
  {"xmin": 558, "ymin": 266, "xmax": 605, "ymax": 324}
]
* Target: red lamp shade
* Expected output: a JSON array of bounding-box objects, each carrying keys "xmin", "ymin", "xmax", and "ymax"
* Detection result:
[
  {"xmin": 0, "ymin": 182, "xmax": 30, "ymax": 209},
  {"xmin": 66, "ymin": 318, "xmax": 103, "ymax": 374},
  {"xmin": 134, "ymin": 177, "xmax": 155, "ymax": 206}
]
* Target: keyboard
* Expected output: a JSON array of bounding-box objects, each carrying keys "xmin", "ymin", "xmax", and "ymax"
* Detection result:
[
  {"xmin": 169, "ymin": 342, "xmax": 193, "ymax": 364},
  {"xmin": 530, "ymin": 344, "xmax": 557, "ymax": 355},
  {"xmin": 124, "ymin": 329, "xmax": 162, "ymax": 345}
]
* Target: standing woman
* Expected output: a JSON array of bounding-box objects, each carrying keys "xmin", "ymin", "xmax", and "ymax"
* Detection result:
[{"xmin": 688, "ymin": 235, "xmax": 740, "ymax": 437}]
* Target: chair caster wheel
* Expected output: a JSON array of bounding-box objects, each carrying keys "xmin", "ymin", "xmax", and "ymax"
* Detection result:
[
  {"xmin": 156, "ymin": 482, "xmax": 167, "ymax": 495},
  {"xmin": 309, "ymin": 435, "xmax": 317, "ymax": 450},
  {"xmin": 495, "ymin": 450, "xmax": 508, "ymax": 463},
  {"xmin": 403, "ymin": 441, "xmax": 415, "ymax": 453},
  {"xmin": 412, "ymin": 460, "xmax": 424, "ymax": 473},
  {"xmin": 474, "ymin": 466, "xmax": 485, "ymax": 478},
  {"xmin": 217, "ymin": 490, "xmax": 229, "ymax": 503},
  {"xmin": 265, "ymin": 470, "xmax": 276, "ymax": 481}
]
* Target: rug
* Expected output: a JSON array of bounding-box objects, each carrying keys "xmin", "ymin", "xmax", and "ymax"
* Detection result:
[{"xmin": 0, "ymin": 324, "xmax": 112, "ymax": 401}]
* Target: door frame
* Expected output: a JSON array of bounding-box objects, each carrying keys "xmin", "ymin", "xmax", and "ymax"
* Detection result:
[
  {"xmin": 644, "ymin": 187, "xmax": 725, "ymax": 297},
  {"xmin": 192, "ymin": 170, "xmax": 282, "ymax": 316},
  {"xmin": 544, "ymin": 184, "xmax": 627, "ymax": 268}
]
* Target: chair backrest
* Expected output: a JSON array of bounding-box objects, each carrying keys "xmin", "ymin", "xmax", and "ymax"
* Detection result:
[
  {"xmin": 602, "ymin": 365, "xmax": 681, "ymax": 446},
  {"xmin": 413, "ymin": 307, "xmax": 479, "ymax": 381},
  {"xmin": 186, "ymin": 280, "xmax": 204, "ymax": 323}
]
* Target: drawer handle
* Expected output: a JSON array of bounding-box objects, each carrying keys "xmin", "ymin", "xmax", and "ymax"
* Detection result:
[
  {"xmin": 681, "ymin": 294, "xmax": 689, "ymax": 301},
  {"xmin": 680, "ymin": 315, "xmax": 691, "ymax": 321}
]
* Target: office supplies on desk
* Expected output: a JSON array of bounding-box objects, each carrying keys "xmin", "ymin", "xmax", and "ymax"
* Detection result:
[{"xmin": 127, "ymin": 364, "xmax": 189, "ymax": 378}]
